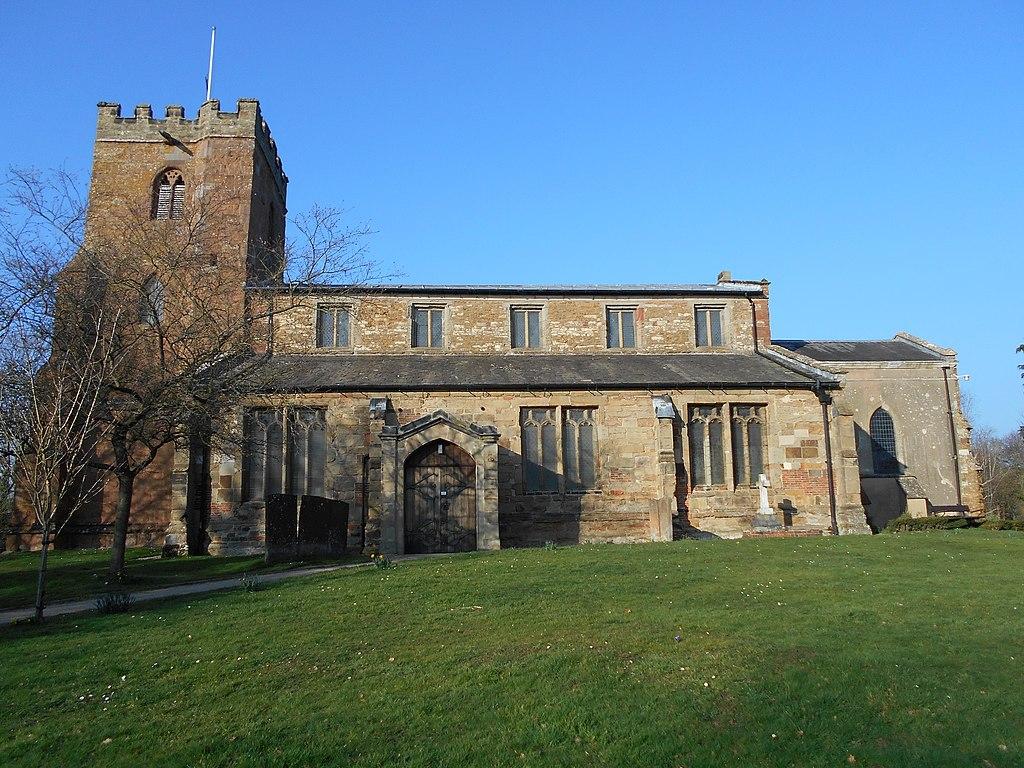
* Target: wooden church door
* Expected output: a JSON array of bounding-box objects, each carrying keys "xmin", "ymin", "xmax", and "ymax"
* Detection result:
[{"xmin": 404, "ymin": 441, "xmax": 477, "ymax": 554}]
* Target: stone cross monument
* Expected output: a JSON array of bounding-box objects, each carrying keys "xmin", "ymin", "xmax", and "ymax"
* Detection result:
[{"xmin": 752, "ymin": 472, "xmax": 781, "ymax": 530}]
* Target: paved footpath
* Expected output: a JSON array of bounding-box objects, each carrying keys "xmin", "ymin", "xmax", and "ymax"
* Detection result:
[{"xmin": 0, "ymin": 561, "xmax": 372, "ymax": 627}]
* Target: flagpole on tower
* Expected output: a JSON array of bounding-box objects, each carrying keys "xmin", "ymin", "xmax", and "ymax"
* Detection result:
[{"xmin": 205, "ymin": 26, "xmax": 216, "ymax": 102}]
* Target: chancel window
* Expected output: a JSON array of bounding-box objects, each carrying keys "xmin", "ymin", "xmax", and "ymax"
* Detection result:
[
  {"xmin": 606, "ymin": 307, "xmax": 636, "ymax": 348},
  {"xmin": 511, "ymin": 306, "xmax": 543, "ymax": 349},
  {"xmin": 521, "ymin": 407, "xmax": 598, "ymax": 493},
  {"xmin": 411, "ymin": 305, "xmax": 444, "ymax": 348},
  {"xmin": 695, "ymin": 306, "xmax": 724, "ymax": 348},
  {"xmin": 153, "ymin": 170, "xmax": 185, "ymax": 220},
  {"xmin": 731, "ymin": 405, "xmax": 766, "ymax": 487},
  {"xmin": 689, "ymin": 405, "xmax": 726, "ymax": 487},
  {"xmin": 316, "ymin": 305, "xmax": 351, "ymax": 348},
  {"xmin": 869, "ymin": 407, "xmax": 900, "ymax": 476},
  {"xmin": 243, "ymin": 407, "xmax": 327, "ymax": 501}
]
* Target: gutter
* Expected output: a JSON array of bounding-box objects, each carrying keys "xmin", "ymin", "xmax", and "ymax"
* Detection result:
[
  {"xmin": 253, "ymin": 379, "xmax": 828, "ymax": 395},
  {"xmin": 250, "ymin": 284, "xmax": 765, "ymax": 298}
]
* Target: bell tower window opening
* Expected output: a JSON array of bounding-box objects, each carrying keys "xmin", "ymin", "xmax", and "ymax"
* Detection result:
[
  {"xmin": 153, "ymin": 170, "xmax": 185, "ymax": 220},
  {"xmin": 140, "ymin": 275, "xmax": 165, "ymax": 326}
]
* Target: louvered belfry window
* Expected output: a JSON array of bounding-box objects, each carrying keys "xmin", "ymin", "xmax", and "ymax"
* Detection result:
[{"xmin": 153, "ymin": 170, "xmax": 185, "ymax": 220}]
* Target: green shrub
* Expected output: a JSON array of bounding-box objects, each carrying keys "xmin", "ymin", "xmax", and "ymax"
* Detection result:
[
  {"xmin": 979, "ymin": 517, "xmax": 1024, "ymax": 531},
  {"xmin": 372, "ymin": 553, "xmax": 395, "ymax": 570},
  {"xmin": 95, "ymin": 590, "xmax": 134, "ymax": 614},
  {"xmin": 885, "ymin": 514, "xmax": 971, "ymax": 533},
  {"xmin": 240, "ymin": 573, "xmax": 264, "ymax": 592}
]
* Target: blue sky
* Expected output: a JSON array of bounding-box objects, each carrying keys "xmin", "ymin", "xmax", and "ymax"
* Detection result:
[{"xmin": 1, "ymin": 2, "xmax": 1021, "ymax": 431}]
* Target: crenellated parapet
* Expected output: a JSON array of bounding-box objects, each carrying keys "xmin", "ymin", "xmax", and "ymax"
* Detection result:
[{"xmin": 95, "ymin": 98, "xmax": 287, "ymax": 196}]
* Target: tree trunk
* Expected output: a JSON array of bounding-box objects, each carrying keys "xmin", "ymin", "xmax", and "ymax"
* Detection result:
[
  {"xmin": 185, "ymin": 504, "xmax": 208, "ymax": 556},
  {"xmin": 109, "ymin": 471, "xmax": 134, "ymax": 578},
  {"xmin": 34, "ymin": 519, "xmax": 52, "ymax": 622}
]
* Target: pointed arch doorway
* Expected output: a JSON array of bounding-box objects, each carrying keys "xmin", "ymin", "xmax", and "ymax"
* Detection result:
[
  {"xmin": 404, "ymin": 440, "xmax": 477, "ymax": 554},
  {"xmin": 380, "ymin": 409, "xmax": 501, "ymax": 555}
]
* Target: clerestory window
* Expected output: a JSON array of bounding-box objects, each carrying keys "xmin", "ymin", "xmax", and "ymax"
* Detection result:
[
  {"xmin": 411, "ymin": 305, "xmax": 444, "ymax": 348},
  {"xmin": 316, "ymin": 305, "xmax": 351, "ymax": 348},
  {"xmin": 606, "ymin": 306, "xmax": 636, "ymax": 349},
  {"xmin": 695, "ymin": 306, "xmax": 724, "ymax": 348},
  {"xmin": 511, "ymin": 306, "xmax": 543, "ymax": 349}
]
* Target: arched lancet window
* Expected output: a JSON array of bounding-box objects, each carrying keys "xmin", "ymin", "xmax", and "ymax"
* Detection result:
[
  {"xmin": 689, "ymin": 405, "xmax": 725, "ymax": 487},
  {"xmin": 140, "ymin": 275, "xmax": 165, "ymax": 326},
  {"xmin": 869, "ymin": 407, "xmax": 900, "ymax": 476},
  {"xmin": 242, "ymin": 407, "xmax": 326, "ymax": 501},
  {"xmin": 731, "ymin": 405, "xmax": 766, "ymax": 487},
  {"xmin": 153, "ymin": 169, "xmax": 185, "ymax": 220},
  {"xmin": 288, "ymin": 408, "xmax": 327, "ymax": 497}
]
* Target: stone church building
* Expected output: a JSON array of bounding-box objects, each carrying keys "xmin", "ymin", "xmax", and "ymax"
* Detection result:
[{"xmin": 5, "ymin": 99, "xmax": 983, "ymax": 555}]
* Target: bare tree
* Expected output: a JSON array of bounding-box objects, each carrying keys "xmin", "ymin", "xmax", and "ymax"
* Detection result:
[
  {"xmin": 4, "ymin": 168, "xmax": 378, "ymax": 578},
  {"xmin": 974, "ymin": 427, "xmax": 1024, "ymax": 520},
  {"xmin": 0, "ymin": 314, "xmax": 118, "ymax": 619},
  {"xmin": 0, "ymin": 171, "xmax": 121, "ymax": 618}
]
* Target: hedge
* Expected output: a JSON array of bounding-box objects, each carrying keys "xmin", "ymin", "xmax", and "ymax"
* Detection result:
[
  {"xmin": 979, "ymin": 517, "xmax": 1024, "ymax": 531},
  {"xmin": 884, "ymin": 514, "xmax": 971, "ymax": 533}
]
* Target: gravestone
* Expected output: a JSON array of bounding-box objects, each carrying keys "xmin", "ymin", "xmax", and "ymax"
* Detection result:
[
  {"xmin": 265, "ymin": 494, "xmax": 298, "ymax": 563},
  {"xmin": 298, "ymin": 496, "xmax": 349, "ymax": 559}
]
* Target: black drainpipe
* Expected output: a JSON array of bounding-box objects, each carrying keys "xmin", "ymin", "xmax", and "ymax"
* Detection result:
[
  {"xmin": 817, "ymin": 385, "xmax": 840, "ymax": 535},
  {"xmin": 941, "ymin": 366, "xmax": 964, "ymax": 508},
  {"xmin": 359, "ymin": 454, "xmax": 370, "ymax": 552}
]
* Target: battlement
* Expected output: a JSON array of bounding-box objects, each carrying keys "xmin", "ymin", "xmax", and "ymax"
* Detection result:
[{"xmin": 96, "ymin": 98, "xmax": 287, "ymax": 193}]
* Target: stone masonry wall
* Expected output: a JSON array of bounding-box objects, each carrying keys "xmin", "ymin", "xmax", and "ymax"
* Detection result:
[
  {"xmin": 192, "ymin": 386, "xmax": 863, "ymax": 556},
  {"xmin": 272, "ymin": 293, "xmax": 760, "ymax": 355},
  {"xmin": 834, "ymin": 362, "xmax": 982, "ymax": 514}
]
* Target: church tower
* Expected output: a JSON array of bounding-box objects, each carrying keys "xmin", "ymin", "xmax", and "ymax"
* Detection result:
[
  {"xmin": 62, "ymin": 100, "xmax": 288, "ymax": 550},
  {"xmin": 88, "ymin": 99, "xmax": 287, "ymax": 292}
]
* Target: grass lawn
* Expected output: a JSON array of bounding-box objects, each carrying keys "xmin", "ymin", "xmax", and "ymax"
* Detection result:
[
  {"xmin": 0, "ymin": 548, "xmax": 364, "ymax": 611},
  {"xmin": 2, "ymin": 531, "xmax": 1022, "ymax": 767}
]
